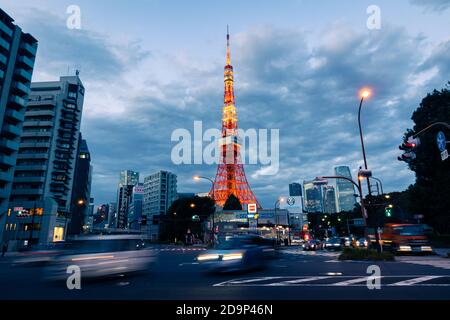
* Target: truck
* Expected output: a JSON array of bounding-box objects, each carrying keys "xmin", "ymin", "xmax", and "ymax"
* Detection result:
[{"xmin": 368, "ymin": 223, "xmax": 433, "ymax": 254}]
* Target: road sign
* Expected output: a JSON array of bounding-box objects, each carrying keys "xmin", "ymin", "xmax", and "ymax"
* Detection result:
[
  {"xmin": 441, "ymin": 149, "xmax": 449, "ymax": 161},
  {"xmin": 414, "ymin": 214, "xmax": 424, "ymax": 219},
  {"xmin": 248, "ymin": 203, "xmax": 257, "ymax": 214},
  {"xmin": 437, "ymin": 131, "xmax": 447, "ymax": 152},
  {"xmin": 353, "ymin": 218, "xmax": 365, "ymax": 226}
]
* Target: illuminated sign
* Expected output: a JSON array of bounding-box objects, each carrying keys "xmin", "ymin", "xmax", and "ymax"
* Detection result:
[{"xmin": 248, "ymin": 203, "xmax": 257, "ymax": 214}]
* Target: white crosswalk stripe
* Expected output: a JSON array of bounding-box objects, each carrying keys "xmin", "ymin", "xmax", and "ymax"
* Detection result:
[
  {"xmin": 388, "ymin": 276, "xmax": 443, "ymax": 286},
  {"xmin": 213, "ymin": 275, "xmax": 450, "ymax": 287},
  {"xmin": 282, "ymin": 249, "xmax": 339, "ymax": 258},
  {"xmin": 396, "ymin": 257, "xmax": 450, "ymax": 270}
]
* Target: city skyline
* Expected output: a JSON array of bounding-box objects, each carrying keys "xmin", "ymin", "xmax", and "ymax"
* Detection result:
[{"xmin": 1, "ymin": 1, "xmax": 449, "ymax": 208}]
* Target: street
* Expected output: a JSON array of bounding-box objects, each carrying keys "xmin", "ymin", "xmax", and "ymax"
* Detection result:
[{"xmin": 1, "ymin": 246, "xmax": 449, "ymax": 300}]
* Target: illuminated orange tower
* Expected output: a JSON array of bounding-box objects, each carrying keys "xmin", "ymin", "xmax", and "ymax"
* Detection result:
[{"xmin": 211, "ymin": 28, "xmax": 260, "ymax": 208}]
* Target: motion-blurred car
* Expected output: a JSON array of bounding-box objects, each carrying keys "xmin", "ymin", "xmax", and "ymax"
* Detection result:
[
  {"xmin": 196, "ymin": 235, "xmax": 274, "ymax": 273},
  {"xmin": 44, "ymin": 235, "xmax": 156, "ymax": 281},
  {"xmin": 354, "ymin": 237, "xmax": 369, "ymax": 248},
  {"xmin": 324, "ymin": 237, "xmax": 342, "ymax": 251},
  {"xmin": 303, "ymin": 240, "xmax": 322, "ymax": 251},
  {"xmin": 341, "ymin": 237, "xmax": 354, "ymax": 248}
]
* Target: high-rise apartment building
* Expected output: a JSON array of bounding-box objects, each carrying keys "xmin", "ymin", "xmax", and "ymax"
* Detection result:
[
  {"xmin": 6, "ymin": 75, "xmax": 84, "ymax": 245},
  {"xmin": 303, "ymin": 180, "xmax": 323, "ymax": 213},
  {"xmin": 116, "ymin": 170, "xmax": 139, "ymax": 229},
  {"xmin": 143, "ymin": 171, "xmax": 177, "ymax": 240},
  {"xmin": 128, "ymin": 183, "xmax": 144, "ymax": 230},
  {"xmin": 289, "ymin": 183, "xmax": 302, "ymax": 197},
  {"xmin": 323, "ymin": 185, "xmax": 337, "ymax": 214},
  {"xmin": 0, "ymin": 9, "xmax": 37, "ymax": 238},
  {"xmin": 68, "ymin": 134, "xmax": 92, "ymax": 235},
  {"xmin": 334, "ymin": 166, "xmax": 357, "ymax": 212}
]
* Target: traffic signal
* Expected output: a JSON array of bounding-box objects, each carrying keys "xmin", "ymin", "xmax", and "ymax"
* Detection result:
[
  {"xmin": 385, "ymin": 207, "xmax": 392, "ymax": 217},
  {"xmin": 398, "ymin": 137, "xmax": 420, "ymax": 163}
]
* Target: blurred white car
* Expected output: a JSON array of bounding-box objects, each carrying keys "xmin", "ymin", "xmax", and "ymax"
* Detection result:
[{"xmin": 44, "ymin": 235, "xmax": 157, "ymax": 281}]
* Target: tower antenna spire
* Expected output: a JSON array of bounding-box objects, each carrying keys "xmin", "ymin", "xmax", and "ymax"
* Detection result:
[{"xmin": 226, "ymin": 25, "xmax": 231, "ymax": 66}]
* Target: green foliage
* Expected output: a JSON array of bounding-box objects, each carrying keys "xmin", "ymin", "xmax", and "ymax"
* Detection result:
[
  {"xmin": 338, "ymin": 248, "xmax": 395, "ymax": 261},
  {"xmin": 160, "ymin": 196, "xmax": 215, "ymax": 242},
  {"xmin": 223, "ymin": 194, "xmax": 243, "ymax": 210},
  {"xmin": 400, "ymin": 83, "xmax": 450, "ymax": 233}
]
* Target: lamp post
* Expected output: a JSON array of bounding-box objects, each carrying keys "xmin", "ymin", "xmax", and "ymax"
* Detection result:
[
  {"xmin": 358, "ymin": 88, "xmax": 372, "ymax": 196},
  {"xmin": 274, "ymin": 198, "xmax": 284, "ymax": 245},
  {"xmin": 371, "ymin": 177, "xmax": 384, "ymax": 195},
  {"xmin": 194, "ymin": 176, "xmax": 216, "ymax": 245}
]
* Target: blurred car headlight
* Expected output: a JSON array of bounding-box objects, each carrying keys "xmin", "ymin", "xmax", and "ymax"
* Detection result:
[
  {"xmin": 222, "ymin": 253, "xmax": 243, "ymax": 261},
  {"xmin": 421, "ymin": 246, "xmax": 432, "ymax": 251},
  {"xmin": 399, "ymin": 246, "xmax": 412, "ymax": 252},
  {"xmin": 197, "ymin": 254, "xmax": 220, "ymax": 261}
]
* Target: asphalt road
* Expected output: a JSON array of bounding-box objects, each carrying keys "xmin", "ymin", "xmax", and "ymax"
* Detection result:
[{"xmin": 1, "ymin": 246, "xmax": 449, "ymax": 300}]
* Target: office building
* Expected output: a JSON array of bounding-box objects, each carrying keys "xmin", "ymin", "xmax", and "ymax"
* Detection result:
[
  {"xmin": 116, "ymin": 170, "xmax": 139, "ymax": 229},
  {"xmin": 0, "ymin": 9, "xmax": 37, "ymax": 239},
  {"xmin": 68, "ymin": 134, "xmax": 92, "ymax": 235},
  {"xmin": 289, "ymin": 183, "xmax": 302, "ymax": 197},
  {"xmin": 128, "ymin": 182, "xmax": 144, "ymax": 230},
  {"xmin": 107, "ymin": 201, "xmax": 116, "ymax": 228},
  {"xmin": 323, "ymin": 185, "xmax": 337, "ymax": 214},
  {"xmin": 303, "ymin": 180, "xmax": 323, "ymax": 213},
  {"xmin": 143, "ymin": 171, "xmax": 177, "ymax": 240},
  {"xmin": 8, "ymin": 75, "xmax": 85, "ymax": 243},
  {"xmin": 334, "ymin": 166, "xmax": 357, "ymax": 212}
]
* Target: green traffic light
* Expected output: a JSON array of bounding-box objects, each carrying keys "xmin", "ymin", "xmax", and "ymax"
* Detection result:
[{"xmin": 385, "ymin": 208, "xmax": 392, "ymax": 217}]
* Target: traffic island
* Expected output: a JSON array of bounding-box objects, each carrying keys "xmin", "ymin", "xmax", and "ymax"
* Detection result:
[{"xmin": 338, "ymin": 248, "xmax": 395, "ymax": 261}]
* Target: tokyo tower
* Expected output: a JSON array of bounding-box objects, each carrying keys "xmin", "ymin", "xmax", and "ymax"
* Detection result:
[{"xmin": 210, "ymin": 28, "xmax": 260, "ymax": 208}]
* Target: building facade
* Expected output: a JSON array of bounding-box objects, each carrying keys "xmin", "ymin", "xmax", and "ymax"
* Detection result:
[
  {"xmin": 8, "ymin": 75, "xmax": 85, "ymax": 243},
  {"xmin": 323, "ymin": 185, "xmax": 337, "ymax": 214},
  {"xmin": 143, "ymin": 171, "xmax": 177, "ymax": 240},
  {"xmin": 68, "ymin": 135, "xmax": 92, "ymax": 235},
  {"xmin": 334, "ymin": 166, "xmax": 357, "ymax": 212},
  {"xmin": 128, "ymin": 182, "xmax": 144, "ymax": 230},
  {"xmin": 116, "ymin": 170, "xmax": 139, "ymax": 229},
  {"xmin": 0, "ymin": 9, "xmax": 37, "ymax": 240},
  {"xmin": 303, "ymin": 180, "xmax": 323, "ymax": 213},
  {"xmin": 289, "ymin": 183, "xmax": 302, "ymax": 197}
]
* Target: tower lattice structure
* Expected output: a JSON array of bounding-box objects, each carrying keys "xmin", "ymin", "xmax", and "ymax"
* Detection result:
[{"xmin": 211, "ymin": 29, "xmax": 260, "ymax": 208}]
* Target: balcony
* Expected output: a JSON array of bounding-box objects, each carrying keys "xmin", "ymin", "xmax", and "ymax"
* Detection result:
[
  {"xmin": 25, "ymin": 110, "xmax": 55, "ymax": 117},
  {"xmin": 17, "ymin": 153, "xmax": 50, "ymax": 160},
  {"xmin": 0, "ymin": 155, "xmax": 16, "ymax": 167},
  {"xmin": 12, "ymin": 81, "xmax": 30, "ymax": 95},
  {"xmin": 15, "ymin": 165, "xmax": 47, "ymax": 171},
  {"xmin": 0, "ymin": 53, "xmax": 7, "ymax": 66},
  {"xmin": 14, "ymin": 68, "xmax": 32, "ymax": 82},
  {"xmin": 16, "ymin": 55, "xmax": 34, "ymax": 69},
  {"xmin": 2, "ymin": 124, "xmax": 22, "ymax": 137},
  {"xmin": 0, "ymin": 138, "xmax": 19, "ymax": 152},
  {"xmin": 23, "ymin": 121, "xmax": 53, "ymax": 127},
  {"xmin": 20, "ymin": 42, "xmax": 37, "ymax": 57},
  {"xmin": 13, "ymin": 176, "xmax": 45, "ymax": 183},
  {"xmin": 20, "ymin": 142, "xmax": 51, "ymax": 149},
  {"xmin": 21, "ymin": 131, "xmax": 52, "ymax": 138},
  {"xmin": 5, "ymin": 108, "xmax": 25, "ymax": 123},
  {"xmin": 0, "ymin": 171, "xmax": 13, "ymax": 183},
  {"xmin": 9, "ymin": 95, "xmax": 27, "ymax": 108},
  {"xmin": 11, "ymin": 188, "xmax": 44, "ymax": 196},
  {"xmin": 0, "ymin": 37, "xmax": 10, "ymax": 51},
  {"xmin": 0, "ymin": 20, "xmax": 13, "ymax": 37}
]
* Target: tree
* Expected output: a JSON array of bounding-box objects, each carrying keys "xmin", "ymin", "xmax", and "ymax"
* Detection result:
[
  {"xmin": 399, "ymin": 83, "xmax": 450, "ymax": 233},
  {"xmin": 160, "ymin": 196, "xmax": 215, "ymax": 242},
  {"xmin": 223, "ymin": 194, "xmax": 242, "ymax": 210}
]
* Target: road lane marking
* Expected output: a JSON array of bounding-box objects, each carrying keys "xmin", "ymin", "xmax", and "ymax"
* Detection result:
[
  {"xmin": 268, "ymin": 276, "xmax": 329, "ymax": 286},
  {"xmin": 332, "ymin": 276, "xmax": 379, "ymax": 286},
  {"xmin": 213, "ymin": 275, "xmax": 450, "ymax": 287},
  {"xmin": 389, "ymin": 276, "xmax": 443, "ymax": 286}
]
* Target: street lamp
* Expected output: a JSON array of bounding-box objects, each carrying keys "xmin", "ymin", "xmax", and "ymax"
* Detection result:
[
  {"xmin": 193, "ymin": 176, "xmax": 216, "ymax": 245},
  {"xmin": 358, "ymin": 88, "xmax": 373, "ymax": 196},
  {"xmin": 274, "ymin": 198, "xmax": 284, "ymax": 245}
]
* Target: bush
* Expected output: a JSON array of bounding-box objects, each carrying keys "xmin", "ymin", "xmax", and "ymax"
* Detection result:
[{"xmin": 339, "ymin": 248, "xmax": 395, "ymax": 261}]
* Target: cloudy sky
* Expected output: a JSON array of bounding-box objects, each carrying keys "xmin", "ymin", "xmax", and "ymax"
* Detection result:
[{"xmin": 2, "ymin": 0, "xmax": 450, "ymax": 208}]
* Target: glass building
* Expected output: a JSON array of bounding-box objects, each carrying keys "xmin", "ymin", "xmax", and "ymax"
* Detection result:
[
  {"xmin": 303, "ymin": 180, "xmax": 323, "ymax": 213},
  {"xmin": 334, "ymin": 166, "xmax": 357, "ymax": 212}
]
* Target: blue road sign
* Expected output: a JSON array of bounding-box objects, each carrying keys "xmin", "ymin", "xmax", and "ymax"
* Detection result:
[{"xmin": 437, "ymin": 131, "xmax": 447, "ymax": 152}]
